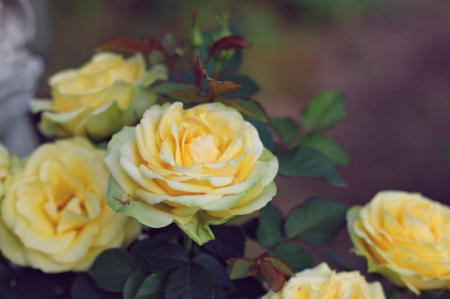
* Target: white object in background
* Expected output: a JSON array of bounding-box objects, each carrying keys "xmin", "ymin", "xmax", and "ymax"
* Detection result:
[{"xmin": 0, "ymin": 0, "xmax": 43, "ymax": 156}]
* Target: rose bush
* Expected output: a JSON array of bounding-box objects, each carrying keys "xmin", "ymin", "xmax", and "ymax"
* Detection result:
[
  {"xmin": 347, "ymin": 190, "xmax": 450, "ymax": 294},
  {"xmin": 31, "ymin": 52, "xmax": 167, "ymax": 141},
  {"xmin": 0, "ymin": 138, "xmax": 141, "ymax": 273},
  {"xmin": 104, "ymin": 102, "xmax": 278, "ymax": 244},
  {"xmin": 262, "ymin": 263, "xmax": 385, "ymax": 299}
]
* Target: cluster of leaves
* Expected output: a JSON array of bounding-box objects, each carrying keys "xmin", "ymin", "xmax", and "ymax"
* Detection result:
[
  {"xmin": 274, "ymin": 91, "xmax": 349, "ymax": 186},
  {"xmin": 98, "ymin": 10, "xmax": 349, "ymax": 187},
  {"xmin": 228, "ymin": 199, "xmax": 349, "ymax": 293},
  {"xmin": 72, "ymin": 225, "xmax": 268, "ymax": 299},
  {"xmin": 73, "ymin": 195, "xmax": 350, "ymax": 299}
]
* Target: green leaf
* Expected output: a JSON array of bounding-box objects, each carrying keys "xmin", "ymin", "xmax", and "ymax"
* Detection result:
[
  {"xmin": 131, "ymin": 239, "xmax": 157, "ymax": 273},
  {"xmin": 135, "ymin": 271, "xmax": 167, "ymax": 299},
  {"xmin": 222, "ymin": 75, "xmax": 260, "ymax": 98},
  {"xmin": 220, "ymin": 49, "xmax": 242, "ymax": 75},
  {"xmin": 228, "ymin": 259, "xmax": 258, "ymax": 279},
  {"xmin": 300, "ymin": 91, "xmax": 347, "ymax": 132},
  {"xmin": 217, "ymin": 97, "xmax": 269, "ymax": 122},
  {"xmin": 268, "ymin": 243, "xmax": 313, "ymax": 273},
  {"xmin": 203, "ymin": 226, "xmax": 246, "ymax": 260},
  {"xmin": 149, "ymin": 51, "xmax": 165, "ymax": 65},
  {"xmin": 299, "ymin": 134, "xmax": 349, "ymax": 165},
  {"xmin": 256, "ymin": 203, "xmax": 284, "ymax": 247},
  {"xmin": 167, "ymin": 88, "xmax": 209, "ymax": 104},
  {"xmin": 192, "ymin": 253, "xmax": 233, "ymax": 289},
  {"xmin": 123, "ymin": 271, "xmax": 147, "ymax": 299},
  {"xmin": 284, "ymin": 198, "xmax": 348, "ymax": 245},
  {"xmin": 164, "ymin": 263, "xmax": 215, "ymax": 299},
  {"xmin": 277, "ymin": 146, "xmax": 346, "ymax": 187},
  {"xmin": 151, "ymin": 83, "xmax": 194, "ymax": 94},
  {"xmin": 87, "ymin": 248, "xmax": 137, "ymax": 292},
  {"xmin": 240, "ymin": 217, "xmax": 259, "ymax": 240},
  {"xmin": 270, "ymin": 117, "xmax": 300, "ymax": 145},
  {"xmin": 72, "ymin": 274, "xmax": 121, "ymax": 299},
  {"xmin": 142, "ymin": 244, "xmax": 188, "ymax": 269}
]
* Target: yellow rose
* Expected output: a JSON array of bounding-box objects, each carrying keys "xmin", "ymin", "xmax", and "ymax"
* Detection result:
[
  {"xmin": 262, "ymin": 263, "xmax": 385, "ymax": 299},
  {"xmin": 104, "ymin": 102, "xmax": 278, "ymax": 245},
  {"xmin": 31, "ymin": 52, "xmax": 168, "ymax": 141},
  {"xmin": 0, "ymin": 143, "xmax": 10, "ymax": 198},
  {"xmin": 0, "ymin": 138, "xmax": 141, "ymax": 273},
  {"xmin": 347, "ymin": 191, "xmax": 450, "ymax": 294}
]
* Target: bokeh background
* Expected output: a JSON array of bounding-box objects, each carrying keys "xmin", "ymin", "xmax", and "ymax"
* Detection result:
[{"xmin": 26, "ymin": 0, "xmax": 450, "ymax": 297}]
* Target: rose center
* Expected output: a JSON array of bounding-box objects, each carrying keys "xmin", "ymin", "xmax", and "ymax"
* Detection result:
[{"xmin": 186, "ymin": 135, "xmax": 221, "ymax": 165}]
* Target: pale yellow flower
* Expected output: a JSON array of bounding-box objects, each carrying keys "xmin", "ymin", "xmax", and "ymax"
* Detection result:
[
  {"xmin": 0, "ymin": 143, "xmax": 9, "ymax": 198},
  {"xmin": 347, "ymin": 191, "xmax": 450, "ymax": 294},
  {"xmin": 0, "ymin": 138, "xmax": 141, "ymax": 273},
  {"xmin": 31, "ymin": 52, "xmax": 167, "ymax": 141},
  {"xmin": 262, "ymin": 263, "xmax": 385, "ymax": 299},
  {"xmin": 104, "ymin": 102, "xmax": 278, "ymax": 245}
]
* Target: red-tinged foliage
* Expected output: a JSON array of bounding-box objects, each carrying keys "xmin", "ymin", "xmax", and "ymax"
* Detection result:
[
  {"xmin": 259, "ymin": 257, "xmax": 294, "ymax": 276},
  {"xmin": 209, "ymin": 80, "xmax": 242, "ymax": 97},
  {"xmin": 170, "ymin": 88, "xmax": 209, "ymax": 104},
  {"xmin": 209, "ymin": 36, "xmax": 253, "ymax": 56},
  {"xmin": 195, "ymin": 57, "xmax": 242, "ymax": 97},
  {"xmin": 258, "ymin": 259, "xmax": 286, "ymax": 293},
  {"xmin": 194, "ymin": 57, "xmax": 204, "ymax": 88},
  {"xmin": 96, "ymin": 37, "xmax": 159, "ymax": 55}
]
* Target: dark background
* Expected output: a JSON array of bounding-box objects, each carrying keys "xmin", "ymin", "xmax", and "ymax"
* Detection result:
[{"xmin": 29, "ymin": 1, "xmax": 450, "ymax": 297}]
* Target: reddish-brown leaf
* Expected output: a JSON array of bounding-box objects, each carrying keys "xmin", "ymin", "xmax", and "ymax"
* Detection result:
[
  {"xmin": 96, "ymin": 37, "xmax": 159, "ymax": 55},
  {"xmin": 195, "ymin": 57, "xmax": 242, "ymax": 97},
  {"xmin": 260, "ymin": 257, "xmax": 295, "ymax": 276},
  {"xmin": 259, "ymin": 259, "xmax": 286, "ymax": 293},
  {"xmin": 170, "ymin": 89, "xmax": 209, "ymax": 104},
  {"xmin": 209, "ymin": 36, "xmax": 253, "ymax": 56},
  {"xmin": 209, "ymin": 80, "xmax": 241, "ymax": 96}
]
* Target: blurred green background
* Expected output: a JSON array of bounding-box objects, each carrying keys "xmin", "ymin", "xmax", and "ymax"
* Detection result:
[{"xmin": 29, "ymin": 1, "xmax": 450, "ymax": 297}]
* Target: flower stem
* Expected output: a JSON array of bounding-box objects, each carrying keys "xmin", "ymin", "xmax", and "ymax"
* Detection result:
[{"xmin": 213, "ymin": 60, "xmax": 222, "ymax": 79}]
